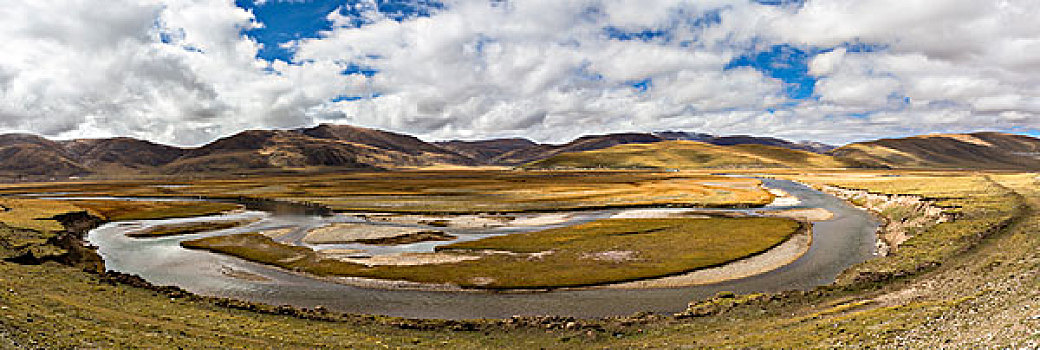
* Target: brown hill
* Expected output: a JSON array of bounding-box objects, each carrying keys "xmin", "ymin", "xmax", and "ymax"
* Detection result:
[
  {"xmin": 654, "ymin": 131, "xmax": 836, "ymax": 153},
  {"xmin": 0, "ymin": 126, "xmax": 1036, "ymax": 177},
  {"xmin": 164, "ymin": 126, "xmax": 476, "ymax": 174},
  {"xmin": 435, "ymin": 138, "xmax": 540, "ymax": 164},
  {"xmin": 0, "ymin": 134, "xmax": 87, "ymax": 177},
  {"xmin": 492, "ymin": 133, "xmax": 664, "ymax": 165},
  {"xmin": 300, "ymin": 124, "xmax": 472, "ymax": 164},
  {"xmin": 830, "ymin": 132, "xmax": 1040, "ymax": 170},
  {"xmin": 62, "ymin": 138, "xmax": 186, "ymax": 173}
]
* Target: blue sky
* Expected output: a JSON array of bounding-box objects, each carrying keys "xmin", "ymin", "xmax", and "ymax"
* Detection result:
[
  {"xmin": 237, "ymin": 0, "xmax": 850, "ymax": 118},
  {"xmin": 236, "ymin": 0, "xmax": 444, "ymax": 62},
  {"xmin": 241, "ymin": 0, "xmax": 824, "ymax": 101},
  {"xmin": 0, "ymin": 0, "xmax": 1036, "ymax": 145}
]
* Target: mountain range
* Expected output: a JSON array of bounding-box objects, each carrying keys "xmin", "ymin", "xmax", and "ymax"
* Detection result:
[{"xmin": 0, "ymin": 124, "xmax": 1036, "ymax": 178}]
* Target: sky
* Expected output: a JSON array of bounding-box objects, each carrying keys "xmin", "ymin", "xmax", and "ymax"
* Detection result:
[{"xmin": 0, "ymin": 0, "xmax": 1037, "ymax": 146}]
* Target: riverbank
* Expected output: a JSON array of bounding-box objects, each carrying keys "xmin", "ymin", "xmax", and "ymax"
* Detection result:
[
  {"xmin": 603, "ymin": 225, "xmax": 811, "ymax": 289},
  {"xmin": 820, "ymin": 185, "xmax": 950, "ymax": 256}
]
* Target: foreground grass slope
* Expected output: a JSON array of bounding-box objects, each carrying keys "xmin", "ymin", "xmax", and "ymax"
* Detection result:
[
  {"xmin": 526, "ymin": 141, "xmax": 853, "ymax": 170},
  {"xmin": 182, "ymin": 217, "xmax": 800, "ymax": 289}
]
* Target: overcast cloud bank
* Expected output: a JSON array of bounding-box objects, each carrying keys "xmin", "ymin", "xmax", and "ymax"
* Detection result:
[{"xmin": 0, "ymin": 0, "xmax": 1036, "ymax": 146}]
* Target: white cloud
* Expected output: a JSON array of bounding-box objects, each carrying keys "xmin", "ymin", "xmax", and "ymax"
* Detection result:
[
  {"xmin": 0, "ymin": 0, "xmax": 1036, "ymax": 146},
  {"xmin": 808, "ymin": 48, "xmax": 844, "ymax": 76}
]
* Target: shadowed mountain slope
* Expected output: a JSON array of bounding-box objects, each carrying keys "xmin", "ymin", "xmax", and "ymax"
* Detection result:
[
  {"xmin": 300, "ymin": 124, "xmax": 472, "ymax": 163},
  {"xmin": 0, "ymin": 134, "xmax": 87, "ymax": 177},
  {"xmin": 62, "ymin": 138, "xmax": 186, "ymax": 173},
  {"xmin": 654, "ymin": 131, "xmax": 836, "ymax": 153},
  {"xmin": 435, "ymin": 138, "xmax": 540, "ymax": 164},
  {"xmin": 164, "ymin": 126, "xmax": 476, "ymax": 174}
]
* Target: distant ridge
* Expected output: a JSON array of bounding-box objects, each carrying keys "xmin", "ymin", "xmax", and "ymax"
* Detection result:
[
  {"xmin": 526, "ymin": 132, "xmax": 1040, "ymax": 171},
  {"xmin": 525, "ymin": 140, "xmax": 853, "ymax": 170},
  {"xmin": 164, "ymin": 124, "xmax": 477, "ymax": 174},
  {"xmin": 654, "ymin": 131, "xmax": 836, "ymax": 154},
  {"xmin": 0, "ymin": 126, "xmax": 1035, "ymax": 178}
]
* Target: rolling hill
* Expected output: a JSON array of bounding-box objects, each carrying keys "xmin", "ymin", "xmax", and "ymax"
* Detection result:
[
  {"xmin": 0, "ymin": 124, "xmax": 482, "ymax": 178},
  {"xmin": 490, "ymin": 133, "xmax": 665, "ymax": 165},
  {"xmin": 165, "ymin": 125, "xmax": 476, "ymax": 174},
  {"xmin": 654, "ymin": 131, "xmax": 836, "ymax": 153},
  {"xmin": 62, "ymin": 138, "xmax": 186, "ymax": 173},
  {"xmin": 435, "ymin": 138, "xmax": 540, "ymax": 164},
  {"xmin": 0, "ymin": 126, "xmax": 1036, "ymax": 178},
  {"xmin": 0, "ymin": 134, "xmax": 88, "ymax": 177},
  {"xmin": 525, "ymin": 140, "xmax": 853, "ymax": 170},
  {"xmin": 830, "ymin": 132, "xmax": 1040, "ymax": 170}
]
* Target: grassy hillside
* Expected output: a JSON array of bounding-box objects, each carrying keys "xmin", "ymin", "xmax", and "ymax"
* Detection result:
[
  {"xmin": 525, "ymin": 141, "xmax": 853, "ymax": 169},
  {"xmin": 830, "ymin": 132, "xmax": 1040, "ymax": 170}
]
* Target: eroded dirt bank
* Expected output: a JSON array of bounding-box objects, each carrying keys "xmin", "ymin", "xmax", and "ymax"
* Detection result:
[{"xmin": 820, "ymin": 185, "xmax": 951, "ymax": 256}]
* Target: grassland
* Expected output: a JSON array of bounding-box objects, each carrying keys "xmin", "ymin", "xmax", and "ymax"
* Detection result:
[
  {"xmin": 182, "ymin": 217, "xmax": 800, "ymax": 289},
  {"xmin": 0, "ymin": 198, "xmax": 84, "ymax": 233},
  {"xmin": 0, "ymin": 170, "xmax": 773, "ymax": 213},
  {"xmin": 526, "ymin": 141, "xmax": 853, "ymax": 170},
  {"xmin": 0, "ymin": 198, "xmax": 89, "ymax": 263},
  {"xmin": 68, "ymin": 200, "xmax": 241, "ymax": 221},
  {"xmin": 2, "ymin": 170, "xmax": 1039, "ymax": 348},
  {"xmin": 126, "ymin": 219, "xmax": 258, "ymax": 238}
]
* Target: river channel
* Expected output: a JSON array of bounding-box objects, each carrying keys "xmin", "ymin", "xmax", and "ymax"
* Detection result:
[{"xmin": 82, "ymin": 178, "xmax": 878, "ymax": 319}]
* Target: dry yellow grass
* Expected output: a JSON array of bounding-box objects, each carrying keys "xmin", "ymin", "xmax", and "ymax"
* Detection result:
[
  {"xmin": 0, "ymin": 198, "xmax": 84, "ymax": 232},
  {"xmin": 0, "ymin": 170, "xmax": 774, "ymax": 213},
  {"xmin": 69, "ymin": 200, "xmax": 240, "ymax": 221}
]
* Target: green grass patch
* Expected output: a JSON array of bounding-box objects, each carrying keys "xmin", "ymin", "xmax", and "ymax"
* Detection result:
[
  {"xmin": 182, "ymin": 217, "xmax": 801, "ymax": 289},
  {"xmin": 126, "ymin": 219, "xmax": 258, "ymax": 238},
  {"xmin": 71, "ymin": 200, "xmax": 241, "ymax": 221}
]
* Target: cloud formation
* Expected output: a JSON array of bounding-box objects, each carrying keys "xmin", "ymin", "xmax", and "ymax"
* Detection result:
[{"xmin": 0, "ymin": 0, "xmax": 1037, "ymax": 146}]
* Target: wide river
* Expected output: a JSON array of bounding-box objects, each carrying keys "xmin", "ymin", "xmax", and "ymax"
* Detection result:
[{"xmin": 84, "ymin": 178, "xmax": 878, "ymax": 319}]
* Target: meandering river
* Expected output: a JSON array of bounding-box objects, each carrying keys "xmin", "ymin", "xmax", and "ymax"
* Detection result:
[{"xmin": 83, "ymin": 178, "xmax": 878, "ymax": 319}]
